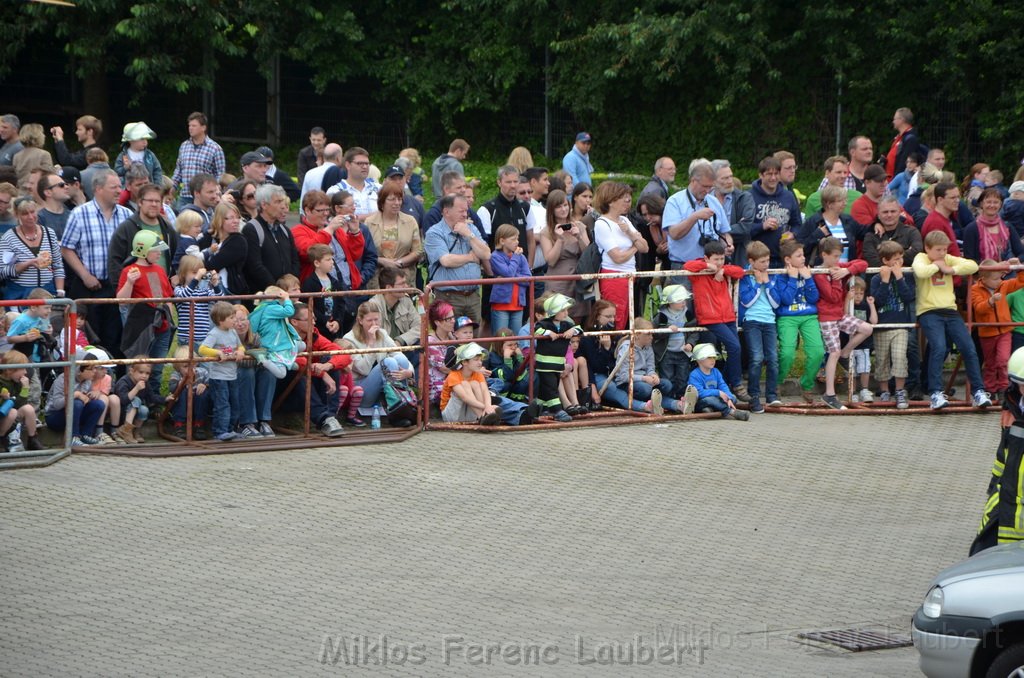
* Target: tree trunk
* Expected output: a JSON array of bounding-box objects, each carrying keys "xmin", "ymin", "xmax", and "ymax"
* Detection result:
[{"xmin": 81, "ymin": 70, "xmax": 110, "ymax": 143}]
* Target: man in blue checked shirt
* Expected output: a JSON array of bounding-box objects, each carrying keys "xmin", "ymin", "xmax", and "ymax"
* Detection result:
[
  {"xmin": 171, "ymin": 112, "xmax": 225, "ymax": 206},
  {"xmin": 60, "ymin": 168, "xmax": 133, "ymax": 355}
]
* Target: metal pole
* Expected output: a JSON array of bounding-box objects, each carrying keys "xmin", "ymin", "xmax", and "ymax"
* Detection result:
[
  {"xmin": 543, "ymin": 46, "xmax": 551, "ymax": 158},
  {"xmin": 835, "ymin": 73, "xmax": 843, "ymax": 155}
]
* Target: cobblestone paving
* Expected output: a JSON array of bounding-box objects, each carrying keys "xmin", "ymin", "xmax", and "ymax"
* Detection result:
[{"xmin": 0, "ymin": 412, "xmax": 1001, "ymax": 677}]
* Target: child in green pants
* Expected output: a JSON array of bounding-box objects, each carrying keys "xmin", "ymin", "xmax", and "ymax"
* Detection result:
[{"xmin": 774, "ymin": 239, "xmax": 826, "ymax": 401}]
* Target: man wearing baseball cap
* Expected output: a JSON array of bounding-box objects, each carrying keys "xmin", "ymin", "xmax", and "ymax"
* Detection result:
[
  {"xmin": 562, "ymin": 132, "xmax": 594, "ymax": 187},
  {"xmin": 240, "ymin": 150, "xmax": 272, "ymax": 186},
  {"xmin": 256, "ymin": 146, "xmax": 300, "ymax": 202},
  {"xmin": 383, "ymin": 163, "xmax": 425, "ymax": 229}
]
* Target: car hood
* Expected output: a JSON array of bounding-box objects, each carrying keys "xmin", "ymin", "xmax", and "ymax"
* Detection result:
[{"xmin": 932, "ymin": 542, "xmax": 1024, "ymax": 587}]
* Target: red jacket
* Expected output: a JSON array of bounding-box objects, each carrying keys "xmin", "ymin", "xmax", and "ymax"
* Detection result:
[
  {"xmin": 683, "ymin": 259, "xmax": 745, "ymax": 324},
  {"xmin": 813, "ymin": 259, "xmax": 868, "ymax": 321},
  {"xmin": 294, "ymin": 330, "xmax": 352, "ymax": 372},
  {"xmin": 291, "ymin": 221, "xmax": 333, "ymax": 282}
]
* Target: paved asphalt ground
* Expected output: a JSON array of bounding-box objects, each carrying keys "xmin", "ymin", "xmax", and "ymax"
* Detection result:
[{"xmin": 0, "ymin": 412, "xmax": 1001, "ymax": 676}]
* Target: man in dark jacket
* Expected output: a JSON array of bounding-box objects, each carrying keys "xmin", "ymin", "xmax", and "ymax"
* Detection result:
[
  {"xmin": 257, "ymin": 146, "xmax": 300, "ymax": 202},
  {"xmin": 749, "ymin": 156, "xmax": 802, "ymax": 267},
  {"xmin": 861, "ymin": 196, "xmax": 923, "ymax": 267},
  {"xmin": 107, "ymin": 183, "xmax": 180, "ymax": 286},
  {"xmin": 884, "ymin": 107, "xmax": 922, "ymax": 181},
  {"xmin": 477, "ymin": 165, "xmax": 530, "ymax": 247},
  {"xmin": 1003, "ymin": 181, "xmax": 1024, "ymax": 239},
  {"xmin": 243, "ymin": 184, "xmax": 300, "ymax": 293},
  {"xmin": 296, "ymin": 127, "xmax": 326, "ymax": 185},
  {"xmin": 49, "ymin": 115, "xmax": 102, "ymax": 170}
]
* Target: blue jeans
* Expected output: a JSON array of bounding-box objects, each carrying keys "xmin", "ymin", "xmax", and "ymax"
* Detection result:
[
  {"xmin": 208, "ymin": 378, "xmax": 238, "ymax": 435},
  {"xmin": 171, "ymin": 386, "xmax": 211, "ymax": 424},
  {"xmin": 276, "ymin": 369, "xmax": 340, "ymax": 427},
  {"xmin": 234, "ymin": 365, "xmax": 276, "ymax": 426},
  {"xmin": 45, "ymin": 399, "xmax": 104, "ymax": 436},
  {"xmin": 594, "ymin": 374, "xmax": 645, "ymax": 411},
  {"xmin": 491, "ymin": 309, "xmax": 524, "ymax": 335},
  {"xmin": 148, "ymin": 328, "xmax": 173, "ymax": 395},
  {"xmin": 918, "ymin": 310, "xmax": 985, "ymax": 395},
  {"xmin": 627, "ymin": 378, "xmax": 674, "ymax": 402},
  {"xmin": 696, "ymin": 394, "xmax": 731, "ymax": 417},
  {"xmin": 704, "ymin": 322, "xmax": 742, "ymax": 389},
  {"xmin": 357, "ymin": 354, "xmax": 414, "ymax": 416},
  {"xmin": 742, "ymin": 320, "xmax": 779, "ymax": 399},
  {"xmin": 495, "ymin": 395, "xmax": 528, "ymax": 424},
  {"xmin": 658, "ymin": 350, "xmax": 691, "ymax": 398}
]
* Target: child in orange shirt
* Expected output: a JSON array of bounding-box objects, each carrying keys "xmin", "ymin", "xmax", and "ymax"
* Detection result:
[{"xmin": 970, "ymin": 258, "xmax": 1024, "ymax": 396}]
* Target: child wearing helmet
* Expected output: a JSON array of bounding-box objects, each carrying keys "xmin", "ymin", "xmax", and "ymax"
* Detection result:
[
  {"xmin": 116, "ymin": 230, "xmax": 174, "ymax": 395},
  {"xmin": 533, "ymin": 293, "xmax": 582, "ymax": 422},
  {"xmin": 114, "ymin": 122, "xmax": 163, "ymax": 188}
]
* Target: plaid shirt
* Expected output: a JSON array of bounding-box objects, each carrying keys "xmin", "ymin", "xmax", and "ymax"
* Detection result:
[
  {"xmin": 172, "ymin": 137, "xmax": 226, "ymax": 198},
  {"xmin": 818, "ymin": 174, "xmax": 861, "ymax": 192},
  {"xmin": 60, "ymin": 200, "xmax": 133, "ymax": 280}
]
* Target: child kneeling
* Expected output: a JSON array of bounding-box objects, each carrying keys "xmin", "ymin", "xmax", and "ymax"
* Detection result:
[{"xmin": 688, "ymin": 343, "xmax": 749, "ymax": 421}]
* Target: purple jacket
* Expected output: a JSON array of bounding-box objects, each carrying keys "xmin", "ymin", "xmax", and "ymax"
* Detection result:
[{"xmin": 488, "ymin": 250, "xmax": 532, "ymax": 306}]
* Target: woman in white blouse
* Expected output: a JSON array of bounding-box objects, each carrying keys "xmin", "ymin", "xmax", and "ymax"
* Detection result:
[{"xmin": 591, "ymin": 181, "xmax": 648, "ymax": 329}]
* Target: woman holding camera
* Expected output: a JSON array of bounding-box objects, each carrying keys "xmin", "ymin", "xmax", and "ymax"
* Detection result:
[
  {"xmin": 0, "ymin": 196, "xmax": 64, "ymax": 300},
  {"xmin": 539, "ymin": 189, "xmax": 590, "ymax": 321}
]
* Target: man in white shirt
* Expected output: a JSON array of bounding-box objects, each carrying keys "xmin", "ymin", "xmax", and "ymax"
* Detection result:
[{"xmin": 326, "ymin": 147, "xmax": 379, "ymax": 221}]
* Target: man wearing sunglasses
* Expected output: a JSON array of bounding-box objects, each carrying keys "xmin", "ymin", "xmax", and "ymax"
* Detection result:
[{"xmin": 36, "ymin": 170, "xmax": 71, "ymax": 238}]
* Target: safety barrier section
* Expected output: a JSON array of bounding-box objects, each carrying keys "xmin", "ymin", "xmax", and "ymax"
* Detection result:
[
  {"xmin": 70, "ymin": 287, "xmax": 425, "ymax": 457},
  {"xmin": 0, "ymin": 297, "xmax": 76, "ymax": 470}
]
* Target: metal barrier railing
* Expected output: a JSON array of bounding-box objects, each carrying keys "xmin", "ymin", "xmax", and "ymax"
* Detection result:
[{"xmin": 0, "ymin": 296, "xmax": 76, "ymax": 470}]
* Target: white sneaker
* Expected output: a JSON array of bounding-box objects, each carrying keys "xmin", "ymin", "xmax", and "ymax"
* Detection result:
[
  {"xmin": 878, "ymin": 391, "xmax": 892, "ymax": 402},
  {"xmin": 973, "ymin": 390, "xmax": 993, "ymax": 408},
  {"xmin": 850, "ymin": 393, "xmax": 860, "ymax": 403},
  {"xmin": 930, "ymin": 392, "xmax": 949, "ymax": 410},
  {"xmin": 95, "ymin": 432, "xmax": 117, "ymax": 446},
  {"xmin": 319, "ymin": 416, "xmax": 345, "ymax": 438},
  {"xmin": 859, "ymin": 388, "xmax": 874, "ymax": 403}
]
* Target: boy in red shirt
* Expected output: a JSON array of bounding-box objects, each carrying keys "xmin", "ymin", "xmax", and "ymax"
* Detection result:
[
  {"xmin": 683, "ymin": 240, "xmax": 748, "ymax": 400},
  {"xmin": 116, "ymin": 230, "xmax": 174, "ymax": 394},
  {"xmin": 813, "ymin": 236, "xmax": 872, "ymax": 409}
]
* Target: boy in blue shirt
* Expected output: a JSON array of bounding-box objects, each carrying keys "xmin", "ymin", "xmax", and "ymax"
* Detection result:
[
  {"xmin": 738, "ymin": 241, "xmax": 782, "ymax": 413},
  {"xmin": 688, "ymin": 343, "xmax": 749, "ymax": 421}
]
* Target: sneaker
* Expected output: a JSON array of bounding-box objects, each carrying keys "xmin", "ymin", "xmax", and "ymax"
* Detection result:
[
  {"xmin": 749, "ymin": 397, "xmax": 764, "ymax": 414},
  {"xmin": 681, "ymin": 385, "xmax": 698, "ymax": 415},
  {"xmin": 878, "ymin": 391, "xmax": 892, "ymax": 403},
  {"xmin": 930, "ymin": 392, "xmax": 950, "ymax": 410},
  {"xmin": 345, "ymin": 415, "xmax": 367, "ymax": 428},
  {"xmin": 973, "ymin": 390, "xmax": 993, "ymax": 408},
  {"xmin": 850, "ymin": 393, "xmax": 860, "ymax": 403},
  {"xmin": 70, "ymin": 436, "xmax": 85, "ymax": 447},
  {"xmin": 551, "ymin": 409, "xmax": 572, "ymax": 423},
  {"xmin": 766, "ymin": 396, "xmax": 783, "ymax": 407},
  {"xmin": 95, "ymin": 432, "xmax": 117, "ymax": 446},
  {"xmin": 822, "ymin": 394, "xmax": 847, "ymax": 410},
  {"xmin": 859, "ymin": 388, "xmax": 874, "ymax": 403},
  {"xmin": 319, "ymin": 416, "xmax": 345, "ymax": 438},
  {"xmin": 650, "ymin": 389, "xmax": 664, "ymax": 416},
  {"xmin": 258, "ymin": 422, "xmax": 276, "ymax": 438},
  {"xmin": 728, "ymin": 408, "xmax": 751, "ymax": 421},
  {"xmin": 895, "ymin": 389, "xmax": 909, "ymax": 410},
  {"xmin": 477, "ymin": 410, "xmax": 501, "ymax": 426},
  {"xmin": 215, "ymin": 431, "xmax": 239, "ymax": 441},
  {"xmin": 80, "ymin": 435, "xmax": 100, "ymax": 445},
  {"xmin": 239, "ymin": 424, "xmax": 262, "ymax": 439}
]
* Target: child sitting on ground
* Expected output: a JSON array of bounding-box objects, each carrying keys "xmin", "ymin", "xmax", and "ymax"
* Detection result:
[
  {"xmin": 688, "ymin": 343, "xmax": 749, "ymax": 421},
  {"xmin": 300, "ymin": 244, "xmax": 345, "ymax": 340},
  {"xmin": 738, "ymin": 241, "xmax": 782, "ymax": 413},
  {"xmin": 198, "ymin": 301, "xmax": 247, "ymax": 440},
  {"xmin": 0, "ymin": 350, "xmax": 44, "ymax": 451},
  {"xmin": 81, "ymin": 346, "xmax": 122, "ymax": 443},
  {"xmin": 486, "ymin": 329, "xmax": 530, "ymax": 402},
  {"xmin": 114, "ymin": 357, "xmax": 162, "ymax": 443},
  {"xmin": 614, "ymin": 317, "xmax": 677, "ymax": 410},
  {"xmin": 970, "ymin": 258, "xmax": 1024, "ymax": 398},
  {"xmin": 913, "ymin": 230, "xmax": 991, "ymax": 409},
  {"xmin": 45, "ymin": 350, "xmax": 110, "ymax": 447},
  {"xmin": 174, "ymin": 254, "xmax": 225, "ymax": 351},
  {"xmin": 569, "ymin": 334, "xmax": 598, "ymax": 412},
  {"xmin": 440, "ymin": 342, "xmax": 502, "ymax": 425},
  {"xmin": 869, "ymin": 241, "xmax": 916, "ymax": 408},
  {"xmin": 248, "ymin": 286, "xmax": 302, "ymax": 379},
  {"xmin": 166, "ymin": 345, "xmax": 210, "ymax": 440},
  {"xmin": 847, "ymin": 277, "xmax": 878, "ymax": 403}
]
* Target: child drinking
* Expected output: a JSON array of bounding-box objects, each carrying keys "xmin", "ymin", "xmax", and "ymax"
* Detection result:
[{"xmin": 114, "ymin": 357, "xmax": 162, "ymax": 443}]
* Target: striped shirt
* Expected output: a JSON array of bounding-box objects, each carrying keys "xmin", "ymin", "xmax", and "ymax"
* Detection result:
[
  {"xmin": 0, "ymin": 226, "xmax": 65, "ymax": 289},
  {"xmin": 60, "ymin": 200, "xmax": 133, "ymax": 281},
  {"xmin": 174, "ymin": 279, "xmax": 226, "ymax": 346},
  {"xmin": 172, "ymin": 137, "xmax": 226, "ymax": 198}
]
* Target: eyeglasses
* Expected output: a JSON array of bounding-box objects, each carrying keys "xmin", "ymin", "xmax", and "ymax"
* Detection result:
[
  {"xmin": 243, "ymin": 193, "xmax": 256, "ymax": 200},
  {"xmin": 442, "ymin": 315, "xmax": 455, "ymax": 321},
  {"xmin": 48, "ymin": 181, "xmax": 67, "ymax": 190},
  {"xmin": 352, "ymin": 161, "xmax": 370, "ymax": 166},
  {"xmin": 312, "ymin": 207, "xmax": 331, "ymax": 214},
  {"xmin": 140, "ymin": 198, "xmax": 162, "ymax": 204}
]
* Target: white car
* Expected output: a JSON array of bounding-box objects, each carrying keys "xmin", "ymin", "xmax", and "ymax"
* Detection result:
[{"xmin": 912, "ymin": 542, "xmax": 1024, "ymax": 677}]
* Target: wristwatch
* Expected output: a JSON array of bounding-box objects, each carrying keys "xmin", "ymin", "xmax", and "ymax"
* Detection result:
[{"xmin": 397, "ymin": 259, "xmax": 404, "ymax": 269}]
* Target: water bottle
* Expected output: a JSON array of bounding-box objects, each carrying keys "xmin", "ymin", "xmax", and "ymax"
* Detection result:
[{"xmin": 371, "ymin": 405, "xmax": 382, "ymax": 430}]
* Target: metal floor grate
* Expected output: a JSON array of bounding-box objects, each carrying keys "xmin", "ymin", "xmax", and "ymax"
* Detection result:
[{"xmin": 798, "ymin": 629, "xmax": 913, "ymax": 652}]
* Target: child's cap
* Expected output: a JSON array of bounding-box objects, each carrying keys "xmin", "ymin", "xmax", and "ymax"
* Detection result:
[
  {"xmin": 543, "ymin": 293, "xmax": 574, "ymax": 317},
  {"xmin": 692, "ymin": 343, "xmax": 718, "ymax": 361},
  {"xmin": 453, "ymin": 316, "xmax": 478, "ymax": 331},
  {"xmin": 78, "ymin": 345, "xmax": 114, "ymax": 369},
  {"xmin": 131, "ymin": 230, "xmax": 169, "ymax": 258},
  {"xmin": 661, "ymin": 285, "xmax": 691, "ymax": 305},
  {"xmin": 454, "ymin": 342, "xmax": 487, "ymax": 365}
]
